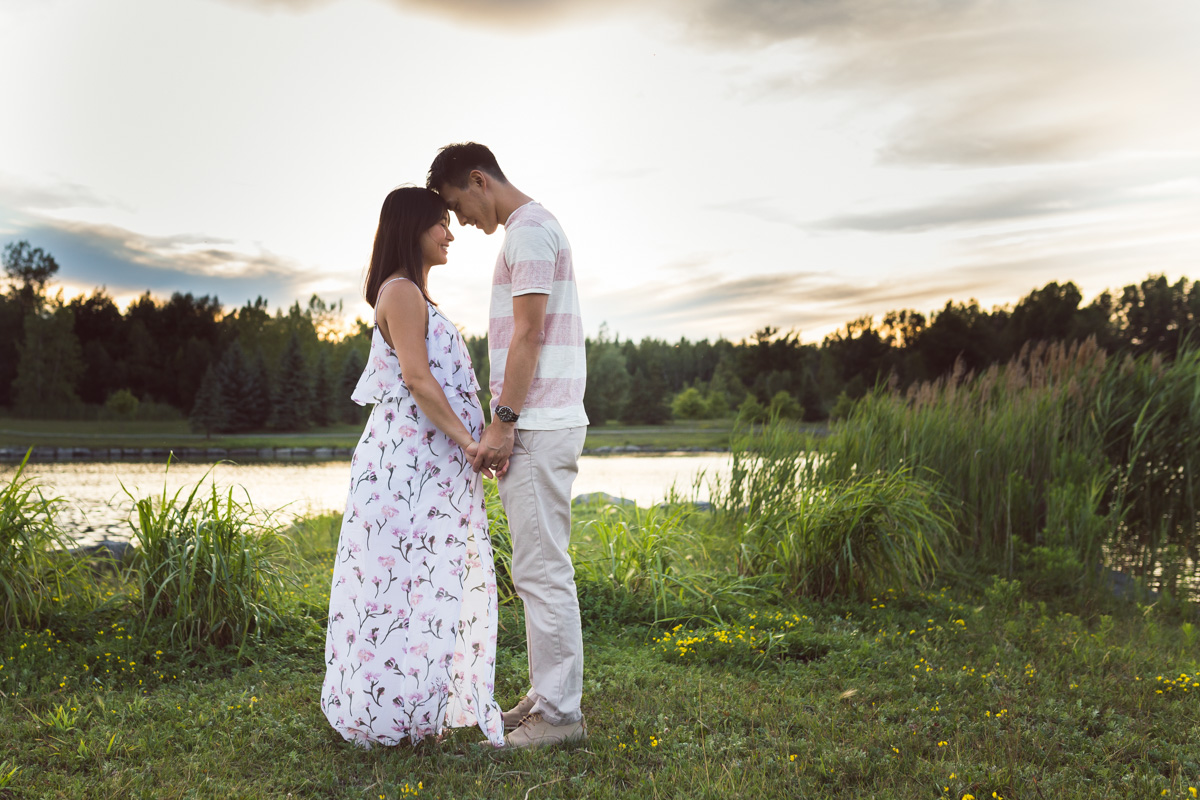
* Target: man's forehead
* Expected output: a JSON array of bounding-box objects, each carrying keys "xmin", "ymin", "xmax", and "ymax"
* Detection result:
[{"xmin": 439, "ymin": 185, "xmax": 465, "ymax": 205}]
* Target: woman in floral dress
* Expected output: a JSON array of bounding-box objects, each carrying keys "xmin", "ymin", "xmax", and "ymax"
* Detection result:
[{"xmin": 321, "ymin": 187, "xmax": 505, "ymax": 748}]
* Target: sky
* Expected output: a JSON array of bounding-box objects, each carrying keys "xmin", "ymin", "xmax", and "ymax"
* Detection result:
[{"xmin": 2, "ymin": 0, "xmax": 1198, "ymax": 343}]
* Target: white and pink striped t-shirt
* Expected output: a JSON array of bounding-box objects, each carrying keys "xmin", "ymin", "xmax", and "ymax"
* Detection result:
[{"xmin": 489, "ymin": 201, "xmax": 588, "ymax": 430}]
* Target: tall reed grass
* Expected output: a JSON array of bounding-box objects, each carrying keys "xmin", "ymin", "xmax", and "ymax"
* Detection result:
[
  {"xmin": 574, "ymin": 502, "xmax": 772, "ymax": 622},
  {"xmin": 0, "ymin": 450, "xmax": 88, "ymax": 630},
  {"xmin": 1096, "ymin": 346, "xmax": 1200, "ymax": 588},
  {"xmin": 124, "ymin": 470, "xmax": 295, "ymax": 652},
  {"xmin": 817, "ymin": 339, "xmax": 1200, "ymax": 599},
  {"xmin": 745, "ymin": 467, "xmax": 954, "ymax": 599},
  {"xmin": 823, "ymin": 340, "xmax": 1108, "ymax": 570}
]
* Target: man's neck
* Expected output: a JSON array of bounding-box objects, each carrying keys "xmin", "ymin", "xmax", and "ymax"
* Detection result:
[{"xmin": 494, "ymin": 184, "xmax": 535, "ymax": 228}]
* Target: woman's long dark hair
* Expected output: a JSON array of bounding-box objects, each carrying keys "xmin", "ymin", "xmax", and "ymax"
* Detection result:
[{"xmin": 363, "ymin": 186, "xmax": 448, "ymax": 308}]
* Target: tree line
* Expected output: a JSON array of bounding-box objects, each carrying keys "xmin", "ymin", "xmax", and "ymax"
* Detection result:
[{"xmin": 3, "ymin": 239, "xmax": 1198, "ymax": 432}]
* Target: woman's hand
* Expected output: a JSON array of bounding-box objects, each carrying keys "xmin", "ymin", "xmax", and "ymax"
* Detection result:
[{"xmin": 466, "ymin": 441, "xmax": 509, "ymax": 479}]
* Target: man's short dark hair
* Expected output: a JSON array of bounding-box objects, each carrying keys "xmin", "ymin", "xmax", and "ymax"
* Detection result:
[{"xmin": 426, "ymin": 142, "xmax": 508, "ymax": 192}]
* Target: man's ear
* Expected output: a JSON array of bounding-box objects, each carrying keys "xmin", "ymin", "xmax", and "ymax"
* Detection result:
[{"xmin": 469, "ymin": 169, "xmax": 487, "ymax": 190}]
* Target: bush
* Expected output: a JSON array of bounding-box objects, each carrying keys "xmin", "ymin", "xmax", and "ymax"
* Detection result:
[
  {"xmin": 767, "ymin": 390, "xmax": 802, "ymax": 420},
  {"xmin": 704, "ymin": 391, "xmax": 730, "ymax": 419},
  {"xmin": 104, "ymin": 388, "xmax": 140, "ymax": 419},
  {"xmin": 124, "ymin": 470, "xmax": 295, "ymax": 652},
  {"xmin": 0, "ymin": 451, "xmax": 89, "ymax": 629},
  {"xmin": 671, "ymin": 387, "xmax": 708, "ymax": 420},
  {"xmin": 742, "ymin": 468, "xmax": 955, "ymax": 600},
  {"xmin": 574, "ymin": 503, "xmax": 772, "ymax": 623},
  {"xmin": 736, "ymin": 395, "xmax": 767, "ymax": 425}
]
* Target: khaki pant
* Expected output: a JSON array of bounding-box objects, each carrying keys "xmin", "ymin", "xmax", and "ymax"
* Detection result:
[{"xmin": 498, "ymin": 426, "xmax": 587, "ymax": 725}]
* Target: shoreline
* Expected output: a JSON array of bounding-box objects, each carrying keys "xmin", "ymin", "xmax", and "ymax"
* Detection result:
[{"xmin": 1, "ymin": 444, "xmax": 730, "ymax": 464}]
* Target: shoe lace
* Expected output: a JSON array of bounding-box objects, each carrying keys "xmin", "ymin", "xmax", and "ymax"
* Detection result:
[{"xmin": 517, "ymin": 712, "xmax": 544, "ymax": 729}]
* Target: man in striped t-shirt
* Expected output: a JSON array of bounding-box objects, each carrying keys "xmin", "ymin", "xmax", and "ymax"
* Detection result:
[{"xmin": 428, "ymin": 143, "xmax": 589, "ymax": 749}]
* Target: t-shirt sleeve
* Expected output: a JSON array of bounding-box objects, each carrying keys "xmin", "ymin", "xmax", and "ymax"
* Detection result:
[{"xmin": 504, "ymin": 225, "xmax": 556, "ymax": 297}]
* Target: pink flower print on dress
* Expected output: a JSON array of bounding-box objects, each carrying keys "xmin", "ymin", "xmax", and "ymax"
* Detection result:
[
  {"xmin": 357, "ymin": 649, "xmax": 376, "ymax": 662},
  {"xmin": 322, "ymin": 297, "xmax": 503, "ymax": 748}
]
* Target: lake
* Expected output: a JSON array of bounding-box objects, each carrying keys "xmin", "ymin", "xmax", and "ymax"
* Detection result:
[{"xmin": 8, "ymin": 453, "xmax": 732, "ymax": 546}]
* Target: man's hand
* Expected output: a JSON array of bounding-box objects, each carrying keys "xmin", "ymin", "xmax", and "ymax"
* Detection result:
[{"xmin": 470, "ymin": 423, "xmax": 514, "ymax": 477}]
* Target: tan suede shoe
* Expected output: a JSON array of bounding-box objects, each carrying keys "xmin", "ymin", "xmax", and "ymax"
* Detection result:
[
  {"xmin": 503, "ymin": 713, "xmax": 588, "ymax": 749},
  {"xmin": 501, "ymin": 695, "xmax": 537, "ymax": 732}
]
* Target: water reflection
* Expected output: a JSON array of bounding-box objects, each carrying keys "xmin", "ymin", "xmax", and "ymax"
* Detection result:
[{"xmin": 7, "ymin": 453, "xmax": 731, "ymax": 546}]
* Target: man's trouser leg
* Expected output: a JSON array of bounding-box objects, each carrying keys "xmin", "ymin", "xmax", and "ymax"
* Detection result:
[{"xmin": 498, "ymin": 426, "xmax": 586, "ymax": 725}]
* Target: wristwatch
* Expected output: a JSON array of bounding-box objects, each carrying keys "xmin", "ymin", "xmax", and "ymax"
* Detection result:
[{"xmin": 494, "ymin": 405, "xmax": 520, "ymax": 423}]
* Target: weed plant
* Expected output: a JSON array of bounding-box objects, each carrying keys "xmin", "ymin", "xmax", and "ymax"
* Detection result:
[
  {"xmin": 817, "ymin": 339, "xmax": 1200, "ymax": 600},
  {"xmin": 710, "ymin": 421, "xmax": 956, "ymax": 600},
  {"xmin": 824, "ymin": 339, "xmax": 1109, "ymax": 572},
  {"xmin": 745, "ymin": 467, "xmax": 955, "ymax": 600},
  {"xmin": 124, "ymin": 470, "xmax": 296, "ymax": 652},
  {"xmin": 483, "ymin": 479, "xmax": 516, "ymax": 606},
  {"xmin": 1096, "ymin": 346, "xmax": 1200, "ymax": 587},
  {"xmin": 573, "ymin": 502, "xmax": 775, "ymax": 623},
  {"xmin": 0, "ymin": 449, "xmax": 90, "ymax": 630}
]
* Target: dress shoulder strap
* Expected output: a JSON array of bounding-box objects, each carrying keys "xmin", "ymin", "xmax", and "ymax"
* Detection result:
[{"xmin": 374, "ymin": 276, "xmax": 411, "ymax": 325}]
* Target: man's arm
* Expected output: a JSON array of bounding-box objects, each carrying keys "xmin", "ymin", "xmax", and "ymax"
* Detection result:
[{"xmin": 471, "ymin": 292, "xmax": 548, "ymax": 474}]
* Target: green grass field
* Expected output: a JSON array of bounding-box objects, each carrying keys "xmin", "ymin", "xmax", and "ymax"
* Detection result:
[{"xmin": 2, "ymin": 505, "xmax": 1197, "ymax": 799}]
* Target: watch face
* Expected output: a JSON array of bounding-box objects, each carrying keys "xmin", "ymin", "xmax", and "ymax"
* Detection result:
[{"xmin": 496, "ymin": 405, "xmax": 519, "ymax": 423}]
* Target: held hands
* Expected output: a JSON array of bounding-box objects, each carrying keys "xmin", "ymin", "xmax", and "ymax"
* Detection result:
[
  {"xmin": 469, "ymin": 422, "xmax": 515, "ymax": 478},
  {"xmin": 466, "ymin": 432, "xmax": 511, "ymax": 479}
]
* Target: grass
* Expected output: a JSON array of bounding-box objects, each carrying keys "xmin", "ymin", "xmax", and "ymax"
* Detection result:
[
  {"xmin": 122, "ymin": 468, "xmax": 297, "ymax": 653},
  {"xmin": 0, "ymin": 450, "xmax": 91, "ymax": 630},
  {"xmin": 817, "ymin": 339, "xmax": 1200, "ymax": 601},
  {"xmin": 3, "ymin": 341, "xmax": 1199, "ymax": 797},
  {"xmin": 2, "ymin": 553, "xmax": 1198, "ymax": 799}
]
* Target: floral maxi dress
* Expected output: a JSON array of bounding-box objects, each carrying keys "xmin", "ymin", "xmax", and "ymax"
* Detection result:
[{"xmin": 321, "ymin": 281, "xmax": 505, "ymax": 747}]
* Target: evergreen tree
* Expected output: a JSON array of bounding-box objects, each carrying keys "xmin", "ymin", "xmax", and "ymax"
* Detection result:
[
  {"xmin": 246, "ymin": 347, "xmax": 271, "ymax": 429},
  {"xmin": 583, "ymin": 327, "xmax": 631, "ymax": 425},
  {"xmin": 311, "ymin": 349, "xmax": 336, "ymax": 427},
  {"xmin": 463, "ymin": 334, "xmax": 491, "ymax": 411},
  {"xmin": 12, "ymin": 300, "xmax": 83, "ymax": 412},
  {"xmin": 622, "ymin": 346, "xmax": 671, "ymax": 425},
  {"xmin": 270, "ymin": 331, "xmax": 312, "ymax": 431},
  {"xmin": 339, "ymin": 347, "xmax": 367, "ymax": 425},
  {"xmin": 189, "ymin": 366, "xmax": 225, "ymax": 437},
  {"xmin": 708, "ymin": 355, "xmax": 748, "ymax": 409},
  {"xmin": 0, "ymin": 293, "xmax": 22, "ymax": 406},
  {"xmin": 214, "ymin": 340, "xmax": 256, "ymax": 432}
]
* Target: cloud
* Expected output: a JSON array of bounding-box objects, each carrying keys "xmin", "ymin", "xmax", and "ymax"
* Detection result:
[
  {"xmin": 222, "ymin": 0, "xmax": 1200, "ymax": 167},
  {"xmin": 590, "ymin": 266, "xmax": 999, "ymax": 342},
  {"xmin": 5, "ymin": 217, "xmax": 320, "ymax": 307},
  {"xmin": 221, "ymin": 0, "xmax": 635, "ymax": 27},
  {"xmin": 811, "ymin": 158, "xmax": 1200, "ymax": 233},
  {"xmin": 703, "ymin": 0, "xmax": 1200, "ymax": 166},
  {"xmin": 0, "ymin": 173, "xmax": 116, "ymax": 215}
]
